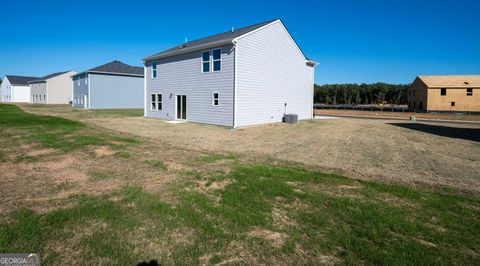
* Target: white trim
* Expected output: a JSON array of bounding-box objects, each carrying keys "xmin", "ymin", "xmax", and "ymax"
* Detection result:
[{"xmin": 212, "ymin": 92, "xmax": 219, "ymax": 106}]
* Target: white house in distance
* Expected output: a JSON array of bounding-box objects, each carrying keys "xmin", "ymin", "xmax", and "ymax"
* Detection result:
[
  {"xmin": 1, "ymin": 75, "xmax": 40, "ymax": 102},
  {"xmin": 143, "ymin": 19, "xmax": 317, "ymax": 128},
  {"xmin": 29, "ymin": 71, "xmax": 76, "ymax": 104}
]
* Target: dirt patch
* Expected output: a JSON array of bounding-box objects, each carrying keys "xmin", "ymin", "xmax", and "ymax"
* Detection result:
[
  {"xmin": 94, "ymin": 146, "xmax": 114, "ymax": 157},
  {"xmin": 414, "ymin": 237, "xmax": 437, "ymax": 248},
  {"xmin": 248, "ymin": 228, "xmax": 288, "ymax": 248},
  {"xmin": 315, "ymin": 109, "xmax": 480, "ymax": 122},
  {"xmin": 271, "ymin": 207, "xmax": 297, "ymax": 228},
  {"xmin": 26, "ymin": 148, "xmax": 55, "ymax": 157}
]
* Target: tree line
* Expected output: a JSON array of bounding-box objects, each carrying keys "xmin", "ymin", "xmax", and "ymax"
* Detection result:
[{"xmin": 314, "ymin": 83, "xmax": 410, "ymax": 105}]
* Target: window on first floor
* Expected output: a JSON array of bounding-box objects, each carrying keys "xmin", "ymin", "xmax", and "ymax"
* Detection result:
[
  {"xmin": 212, "ymin": 92, "xmax": 219, "ymax": 106},
  {"xmin": 44, "ymin": 95, "xmax": 46, "ymax": 102},
  {"xmin": 413, "ymin": 90, "xmax": 416, "ymax": 96},
  {"xmin": 151, "ymin": 94, "xmax": 162, "ymax": 110},
  {"xmin": 467, "ymin": 88, "xmax": 473, "ymax": 96},
  {"xmin": 451, "ymin": 101, "xmax": 455, "ymax": 107},
  {"xmin": 441, "ymin": 88, "xmax": 446, "ymax": 96}
]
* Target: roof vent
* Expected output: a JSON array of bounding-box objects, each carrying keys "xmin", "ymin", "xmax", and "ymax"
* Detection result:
[{"xmin": 464, "ymin": 81, "xmax": 469, "ymax": 85}]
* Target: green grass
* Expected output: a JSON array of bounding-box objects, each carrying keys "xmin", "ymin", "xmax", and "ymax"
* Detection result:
[
  {"xmin": 0, "ymin": 104, "xmax": 139, "ymax": 153},
  {"xmin": 114, "ymin": 151, "xmax": 131, "ymax": 159},
  {"xmin": 1, "ymin": 164, "xmax": 479, "ymax": 265},
  {"xmin": 1, "ymin": 103, "xmax": 479, "ymax": 264},
  {"xmin": 88, "ymin": 170, "xmax": 115, "ymax": 181},
  {"xmin": 14, "ymin": 155, "xmax": 39, "ymax": 163},
  {"xmin": 144, "ymin": 160, "xmax": 167, "ymax": 169},
  {"xmin": 196, "ymin": 153, "xmax": 237, "ymax": 163}
]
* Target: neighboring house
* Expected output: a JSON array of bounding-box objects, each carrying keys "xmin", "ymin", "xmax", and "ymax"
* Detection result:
[
  {"xmin": 1, "ymin": 75, "xmax": 40, "ymax": 102},
  {"xmin": 143, "ymin": 19, "xmax": 317, "ymax": 128},
  {"xmin": 409, "ymin": 75, "xmax": 480, "ymax": 112},
  {"xmin": 29, "ymin": 71, "xmax": 77, "ymax": 104},
  {"xmin": 72, "ymin": 61, "xmax": 144, "ymax": 109}
]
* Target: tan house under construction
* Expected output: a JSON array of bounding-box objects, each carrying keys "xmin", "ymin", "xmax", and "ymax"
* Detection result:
[{"xmin": 408, "ymin": 75, "xmax": 480, "ymax": 112}]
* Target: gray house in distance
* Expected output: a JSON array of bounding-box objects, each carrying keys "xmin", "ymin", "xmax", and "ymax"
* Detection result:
[
  {"xmin": 29, "ymin": 71, "xmax": 76, "ymax": 104},
  {"xmin": 72, "ymin": 61, "xmax": 144, "ymax": 109},
  {"xmin": 143, "ymin": 19, "xmax": 317, "ymax": 128}
]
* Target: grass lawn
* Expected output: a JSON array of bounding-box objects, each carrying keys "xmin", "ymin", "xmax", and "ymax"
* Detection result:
[{"xmin": 0, "ymin": 103, "xmax": 479, "ymax": 265}]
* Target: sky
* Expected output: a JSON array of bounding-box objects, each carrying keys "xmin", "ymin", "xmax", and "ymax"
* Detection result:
[{"xmin": 1, "ymin": 0, "xmax": 479, "ymax": 84}]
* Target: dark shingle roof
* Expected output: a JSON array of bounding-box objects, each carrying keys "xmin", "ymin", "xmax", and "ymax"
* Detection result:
[
  {"xmin": 73, "ymin": 61, "xmax": 144, "ymax": 78},
  {"xmin": 29, "ymin": 71, "xmax": 71, "ymax": 83},
  {"xmin": 5, "ymin": 75, "xmax": 40, "ymax": 86},
  {"xmin": 144, "ymin": 19, "xmax": 279, "ymax": 61}
]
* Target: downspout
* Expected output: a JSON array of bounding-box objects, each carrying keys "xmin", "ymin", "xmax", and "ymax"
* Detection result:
[{"xmin": 232, "ymin": 39, "xmax": 238, "ymax": 129}]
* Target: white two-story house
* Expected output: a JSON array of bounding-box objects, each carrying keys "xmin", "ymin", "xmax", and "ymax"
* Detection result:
[{"xmin": 143, "ymin": 19, "xmax": 317, "ymax": 128}]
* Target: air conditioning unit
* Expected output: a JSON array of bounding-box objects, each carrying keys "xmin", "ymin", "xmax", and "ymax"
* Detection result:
[{"xmin": 283, "ymin": 114, "xmax": 298, "ymax": 124}]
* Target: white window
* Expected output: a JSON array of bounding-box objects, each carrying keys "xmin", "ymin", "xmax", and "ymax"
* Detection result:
[
  {"xmin": 85, "ymin": 77, "xmax": 88, "ymax": 85},
  {"xmin": 150, "ymin": 93, "xmax": 162, "ymax": 110},
  {"xmin": 77, "ymin": 78, "xmax": 80, "ymax": 86},
  {"xmin": 212, "ymin": 92, "xmax": 219, "ymax": 106},
  {"xmin": 202, "ymin": 51, "xmax": 210, "ymax": 72},
  {"xmin": 152, "ymin": 62, "xmax": 157, "ymax": 78},
  {"xmin": 212, "ymin": 49, "xmax": 221, "ymax": 71}
]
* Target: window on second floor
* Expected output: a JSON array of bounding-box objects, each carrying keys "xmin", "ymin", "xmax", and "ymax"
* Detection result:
[
  {"xmin": 152, "ymin": 62, "xmax": 157, "ymax": 78},
  {"xmin": 467, "ymin": 88, "xmax": 473, "ymax": 96},
  {"xmin": 212, "ymin": 49, "xmax": 221, "ymax": 71},
  {"xmin": 202, "ymin": 51, "xmax": 210, "ymax": 73},
  {"xmin": 441, "ymin": 88, "xmax": 446, "ymax": 96}
]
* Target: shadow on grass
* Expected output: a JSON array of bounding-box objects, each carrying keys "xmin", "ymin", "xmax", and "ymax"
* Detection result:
[{"xmin": 388, "ymin": 123, "xmax": 480, "ymax": 142}]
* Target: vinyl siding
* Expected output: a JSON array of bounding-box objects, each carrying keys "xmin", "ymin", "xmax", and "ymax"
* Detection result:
[
  {"xmin": 235, "ymin": 21, "xmax": 313, "ymax": 127},
  {"xmin": 30, "ymin": 83, "xmax": 47, "ymax": 103},
  {"xmin": 89, "ymin": 74, "xmax": 144, "ymax": 109},
  {"xmin": 11, "ymin": 85, "xmax": 31, "ymax": 102},
  {"xmin": 0, "ymin": 78, "xmax": 11, "ymax": 102},
  {"xmin": 47, "ymin": 71, "xmax": 76, "ymax": 104},
  {"xmin": 72, "ymin": 74, "xmax": 89, "ymax": 108},
  {"xmin": 145, "ymin": 44, "xmax": 234, "ymax": 127}
]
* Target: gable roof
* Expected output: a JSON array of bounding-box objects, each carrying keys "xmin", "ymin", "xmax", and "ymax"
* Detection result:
[
  {"xmin": 5, "ymin": 75, "xmax": 40, "ymax": 86},
  {"xmin": 29, "ymin": 71, "xmax": 71, "ymax": 83},
  {"xmin": 72, "ymin": 61, "xmax": 144, "ymax": 78},
  {"xmin": 144, "ymin": 19, "xmax": 286, "ymax": 61},
  {"xmin": 418, "ymin": 75, "xmax": 480, "ymax": 88}
]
